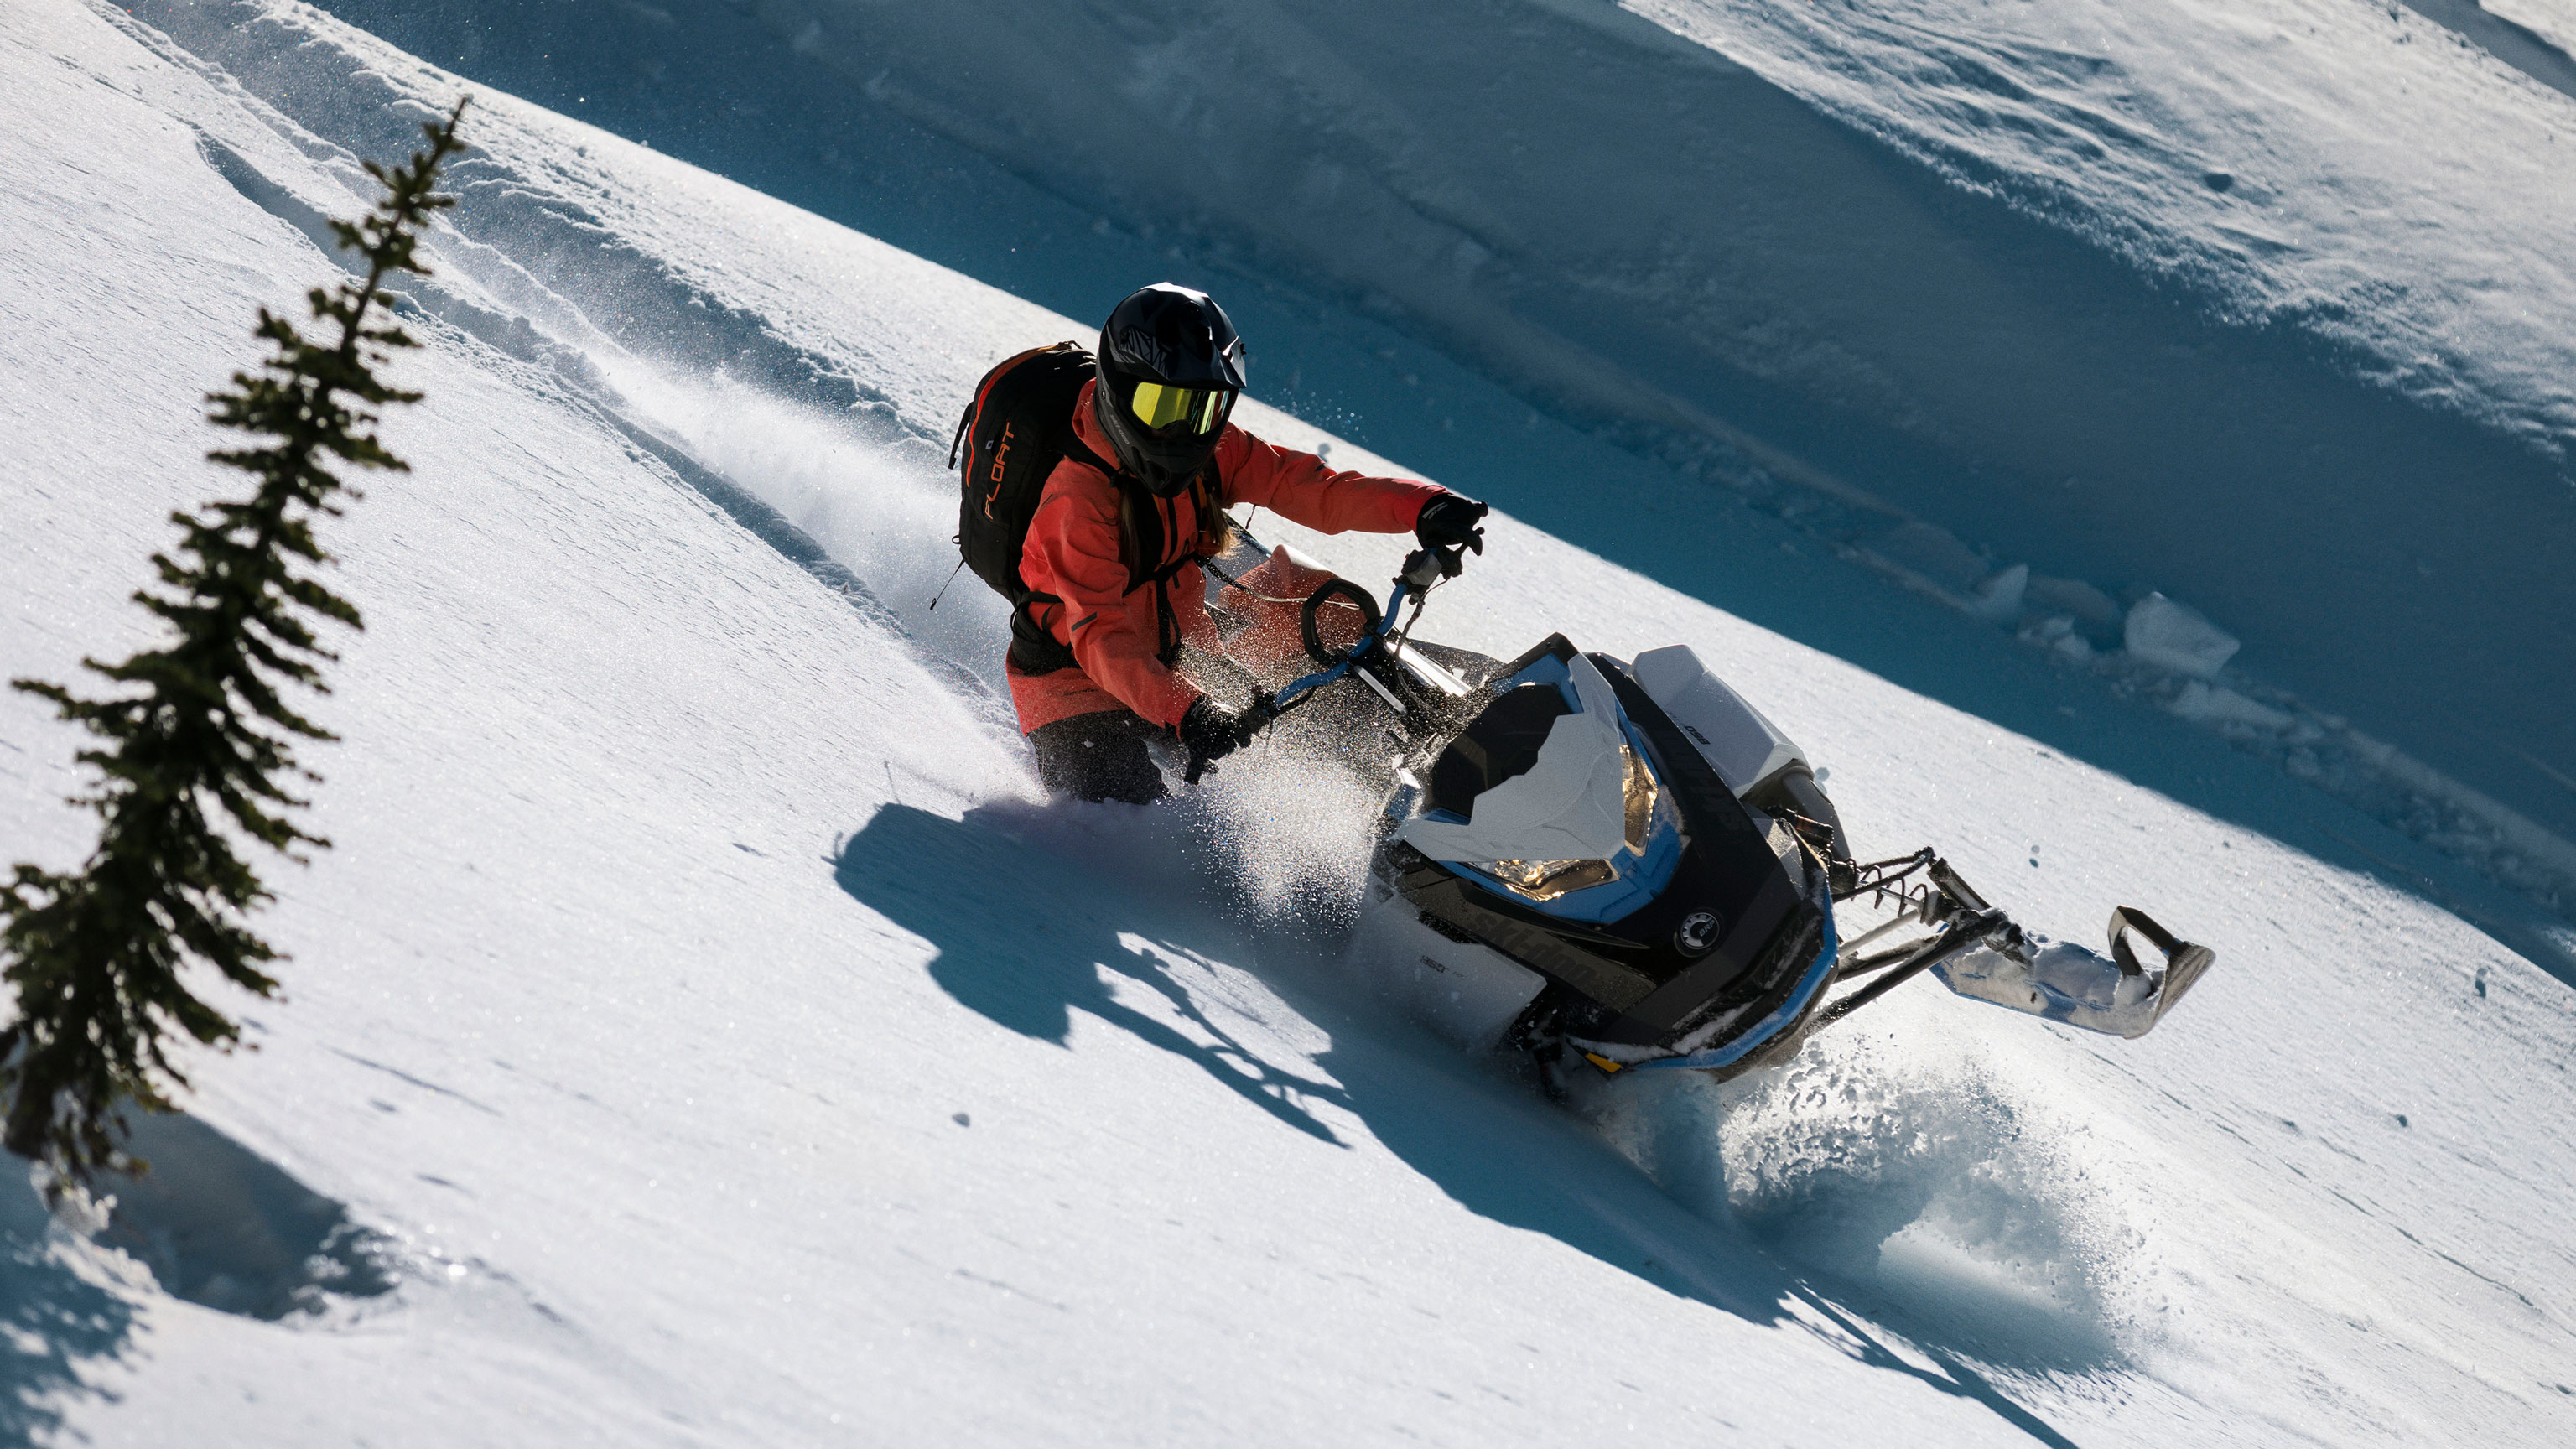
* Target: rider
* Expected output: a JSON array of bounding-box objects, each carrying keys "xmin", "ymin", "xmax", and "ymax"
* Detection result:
[{"xmin": 1011, "ymin": 283, "xmax": 1490, "ymax": 803}]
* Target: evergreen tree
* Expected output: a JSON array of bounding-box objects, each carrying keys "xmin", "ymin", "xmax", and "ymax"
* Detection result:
[{"xmin": 2, "ymin": 101, "xmax": 470, "ymax": 1187}]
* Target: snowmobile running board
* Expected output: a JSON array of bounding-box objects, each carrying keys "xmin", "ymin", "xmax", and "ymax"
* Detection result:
[{"xmin": 1811, "ymin": 850, "xmax": 2216, "ymax": 1041}]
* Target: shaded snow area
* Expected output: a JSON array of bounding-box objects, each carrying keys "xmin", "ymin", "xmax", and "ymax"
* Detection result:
[
  {"xmin": 2, "ymin": 1, "xmax": 2573, "ymax": 1444},
  {"xmin": 293, "ymin": 0, "xmax": 2576, "ymax": 962}
]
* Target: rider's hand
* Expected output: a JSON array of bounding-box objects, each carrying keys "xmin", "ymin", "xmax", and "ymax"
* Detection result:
[
  {"xmin": 1176, "ymin": 696, "xmax": 1253, "ymax": 765},
  {"xmin": 1415, "ymin": 494, "xmax": 1488, "ymax": 557}
]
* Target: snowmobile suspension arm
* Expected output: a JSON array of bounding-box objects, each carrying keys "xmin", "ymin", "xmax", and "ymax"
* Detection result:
[{"xmin": 1810, "ymin": 906, "xmax": 2010, "ymax": 1032}]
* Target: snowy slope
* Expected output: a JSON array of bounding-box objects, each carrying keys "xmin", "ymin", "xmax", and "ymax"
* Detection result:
[
  {"xmin": 277, "ymin": 0, "xmax": 2576, "ymax": 1005},
  {"xmin": 1633, "ymin": 0, "xmax": 2576, "ymax": 444},
  {"xmin": 293, "ymin": 0, "xmax": 2576, "ymax": 938},
  {"xmin": 3, "ymin": 2, "xmax": 2575, "ymax": 1446}
]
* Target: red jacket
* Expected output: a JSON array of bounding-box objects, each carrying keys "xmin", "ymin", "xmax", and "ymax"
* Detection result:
[{"xmin": 1008, "ymin": 380, "xmax": 1443, "ymax": 734}]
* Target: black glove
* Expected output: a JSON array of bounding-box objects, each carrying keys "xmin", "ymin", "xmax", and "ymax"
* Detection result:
[
  {"xmin": 1176, "ymin": 696, "xmax": 1252, "ymax": 766},
  {"xmin": 1415, "ymin": 494, "xmax": 1488, "ymax": 557}
]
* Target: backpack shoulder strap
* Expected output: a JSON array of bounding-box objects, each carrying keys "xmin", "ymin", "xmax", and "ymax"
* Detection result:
[{"xmin": 1059, "ymin": 429, "xmax": 1116, "ymax": 479}]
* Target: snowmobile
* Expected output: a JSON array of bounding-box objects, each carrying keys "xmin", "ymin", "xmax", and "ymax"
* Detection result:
[{"xmin": 1187, "ymin": 532, "xmax": 2217, "ymax": 1087}]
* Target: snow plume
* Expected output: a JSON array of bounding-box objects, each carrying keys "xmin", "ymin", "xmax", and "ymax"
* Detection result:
[
  {"xmin": 588, "ymin": 357, "xmax": 1400, "ymax": 933},
  {"xmin": 1179, "ymin": 744, "xmax": 1385, "ymax": 930},
  {"xmin": 1715, "ymin": 1046, "xmax": 2141, "ymax": 1353},
  {"xmin": 569, "ymin": 346, "xmax": 1409, "ymax": 939},
  {"xmin": 1581, "ymin": 1039, "xmax": 2142, "ymax": 1364},
  {"xmin": 582, "ymin": 360, "xmax": 1016, "ymax": 693}
]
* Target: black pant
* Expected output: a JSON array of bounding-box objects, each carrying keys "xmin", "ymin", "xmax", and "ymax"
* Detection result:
[{"xmin": 1028, "ymin": 710, "xmax": 1169, "ymax": 805}]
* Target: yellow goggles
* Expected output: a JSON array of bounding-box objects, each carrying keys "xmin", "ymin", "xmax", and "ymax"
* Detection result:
[{"xmin": 1130, "ymin": 380, "xmax": 1230, "ymax": 434}]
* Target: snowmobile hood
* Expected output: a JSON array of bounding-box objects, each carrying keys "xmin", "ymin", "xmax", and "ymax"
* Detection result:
[{"xmin": 1397, "ymin": 654, "xmax": 1633, "ymax": 864}]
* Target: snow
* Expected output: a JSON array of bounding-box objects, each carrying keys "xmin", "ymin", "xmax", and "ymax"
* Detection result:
[
  {"xmin": 2122, "ymin": 595, "xmax": 2243, "ymax": 682},
  {"xmin": 2487, "ymin": 0, "xmax": 2576, "ymax": 57},
  {"xmin": 1, "ymin": 1, "xmax": 2573, "ymax": 1446}
]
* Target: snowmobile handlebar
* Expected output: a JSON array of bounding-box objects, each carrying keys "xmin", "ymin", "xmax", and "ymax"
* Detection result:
[
  {"xmin": 1268, "ymin": 549, "xmax": 1443, "ymax": 714},
  {"xmin": 1182, "ymin": 547, "xmax": 1457, "ymax": 786}
]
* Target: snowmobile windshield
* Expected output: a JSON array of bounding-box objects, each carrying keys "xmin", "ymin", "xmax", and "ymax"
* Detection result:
[{"xmin": 1130, "ymin": 379, "xmax": 1232, "ymax": 435}]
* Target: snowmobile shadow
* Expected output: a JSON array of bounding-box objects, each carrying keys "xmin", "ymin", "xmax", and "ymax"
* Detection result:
[
  {"xmin": 0, "ymin": 1159, "xmax": 137, "ymax": 1442},
  {"xmin": 843, "ymin": 802, "xmax": 2096, "ymax": 1443},
  {"xmin": 1322, "ymin": 1040, "xmax": 2096, "ymax": 1448},
  {"xmin": 834, "ymin": 803, "xmax": 1352, "ymax": 1145}
]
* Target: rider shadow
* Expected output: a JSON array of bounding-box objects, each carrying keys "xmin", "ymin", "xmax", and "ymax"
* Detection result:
[
  {"xmin": 835, "ymin": 802, "xmax": 2094, "ymax": 1446},
  {"xmin": 833, "ymin": 802, "xmax": 1350, "ymax": 1145}
]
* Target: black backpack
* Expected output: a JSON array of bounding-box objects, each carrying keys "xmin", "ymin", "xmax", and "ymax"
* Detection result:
[
  {"xmin": 948, "ymin": 343, "xmax": 1115, "ymax": 610},
  {"xmin": 948, "ymin": 342, "xmax": 1225, "ymax": 675}
]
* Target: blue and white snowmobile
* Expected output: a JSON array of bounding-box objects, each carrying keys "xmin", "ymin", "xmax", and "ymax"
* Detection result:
[{"xmin": 1195, "ymin": 538, "xmax": 2217, "ymax": 1088}]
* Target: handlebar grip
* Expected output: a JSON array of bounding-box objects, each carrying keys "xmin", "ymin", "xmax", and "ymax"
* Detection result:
[{"xmin": 1301, "ymin": 579, "xmax": 1384, "ymax": 666}]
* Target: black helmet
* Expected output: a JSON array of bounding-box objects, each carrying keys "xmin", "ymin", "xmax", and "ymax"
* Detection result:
[{"xmin": 1093, "ymin": 283, "xmax": 1246, "ymax": 497}]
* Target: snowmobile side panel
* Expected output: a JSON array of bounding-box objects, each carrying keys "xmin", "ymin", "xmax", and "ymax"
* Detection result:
[
  {"xmin": 1405, "ymin": 875, "xmax": 1662, "ymax": 1011},
  {"xmin": 1634, "ymin": 894, "xmax": 1841, "ymax": 1072},
  {"xmin": 1349, "ymin": 887, "xmax": 1547, "ymax": 1052},
  {"xmin": 1631, "ymin": 645, "xmax": 1808, "ymax": 796},
  {"xmin": 1616, "ymin": 863, "xmax": 1804, "ymax": 1029}
]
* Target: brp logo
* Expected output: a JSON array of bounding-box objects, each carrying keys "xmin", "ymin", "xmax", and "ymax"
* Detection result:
[{"xmin": 1675, "ymin": 911, "xmax": 1722, "ymax": 956}]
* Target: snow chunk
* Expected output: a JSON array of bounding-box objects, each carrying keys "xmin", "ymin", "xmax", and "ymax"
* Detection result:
[
  {"xmin": 2026, "ymin": 574, "xmax": 2124, "ymax": 630},
  {"xmin": 2168, "ymin": 681, "xmax": 2296, "ymax": 733},
  {"xmin": 2123, "ymin": 592, "xmax": 2239, "ymax": 678},
  {"xmin": 1864, "ymin": 520, "xmax": 1989, "ymax": 591},
  {"xmin": 2020, "ymin": 614, "xmax": 2096, "ymax": 662},
  {"xmin": 1965, "ymin": 563, "xmax": 2028, "ymax": 623}
]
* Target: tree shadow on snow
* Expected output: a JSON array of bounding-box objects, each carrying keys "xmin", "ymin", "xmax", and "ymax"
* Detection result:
[
  {"xmin": 92, "ymin": 1114, "xmax": 400, "ymax": 1322},
  {"xmin": 837, "ymin": 802, "xmax": 2093, "ymax": 1447},
  {"xmin": 0, "ymin": 1110, "xmax": 405, "ymax": 1439},
  {"xmin": 0, "ymin": 1163, "xmax": 136, "ymax": 1441}
]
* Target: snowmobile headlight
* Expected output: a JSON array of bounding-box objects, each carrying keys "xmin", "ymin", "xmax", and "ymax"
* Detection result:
[
  {"xmin": 1476, "ymin": 857, "xmax": 1619, "ymax": 901},
  {"xmin": 1621, "ymin": 742, "xmax": 1659, "ymax": 856}
]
